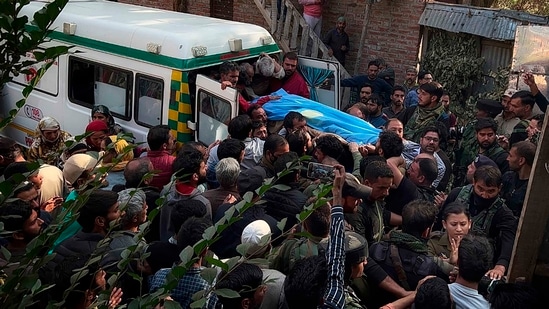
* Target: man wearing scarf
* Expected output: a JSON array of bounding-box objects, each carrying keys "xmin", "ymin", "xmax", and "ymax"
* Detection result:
[
  {"xmin": 439, "ymin": 165, "xmax": 517, "ymax": 281},
  {"xmin": 369, "ymin": 199, "xmax": 451, "ymax": 297},
  {"xmin": 399, "ymin": 82, "xmax": 449, "ymax": 145}
]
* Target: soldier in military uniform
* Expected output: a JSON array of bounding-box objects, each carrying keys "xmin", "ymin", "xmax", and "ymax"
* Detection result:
[
  {"xmin": 439, "ymin": 165, "xmax": 517, "ymax": 280},
  {"xmin": 453, "ymin": 99, "xmax": 503, "ymax": 187},
  {"xmin": 475, "ymin": 118, "xmax": 509, "ymax": 174},
  {"xmin": 342, "ymin": 231, "xmax": 370, "ymax": 309},
  {"xmin": 428, "ymin": 202, "xmax": 471, "ymax": 262}
]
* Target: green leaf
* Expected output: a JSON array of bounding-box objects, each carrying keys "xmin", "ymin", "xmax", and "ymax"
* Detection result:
[
  {"xmin": 171, "ymin": 265, "xmax": 188, "ymax": 278},
  {"xmin": 200, "ymin": 267, "xmax": 218, "ymax": 285},
  {"xmin": 0, "ymin": 246, "xmax": 12, "ymax": 262},
  {"xmin": 179, "ymin": 246, "xmax": 194, "ymax": 265},
  {"xmin": 193, "ymin": 239, "xmax": 208, "ymax": 256},
  {"xmin": 164, "ymin": 300, "xmax": 183, "ymax": 309},
  {"xmin": 202, "ymin": 225, "xmax": 216, "ymax": 241},
  {"xmin": 32, "ymin": 7, "xmax": 49, "ymax": 31},
  {"xmin": 272, "ymin": 184, "xmax": 291, "ymax": 191},
  {"xmin": 247, "ymin": 258, "xmax": 270, "ymax": 266},
  {"xmin": 222, "ymin": 205, "xmax": 236, "ymax": 220},
  {"xmin": 15, "ymin": 98, "xmax": 26, "ymax": 109},
  {"xmin": 225, "ymin": 256, "xmax": 241, "ymax": 270},
  {"xmin": 204, "ymin": 256, "xmax": 228, "ymax": 271},
  {"xmin": 242, "ymin": 191, "xmax": 253, "ymax": 203},
  {"xmin": 192, "ymin": 290, "xmax": 206, "ymax": 301},
  {"xmin": 236, "ymin": 243, "xmax": 251, "ymax": 256},
  {"xmin": 214, "ymin": 288, "xmax": 240, "ymax": 298},
  {"xmin": 70, "ymin": 269, "xmax": 89, "ymax": 285},
  {"xmin": 107, "ymin": 273, "xmax": 119, "ymax": 287},
  {"xmin": 276, "ymin": 217, "xmax": 287, "ymax": 231},
  {"xmin": 189, "ymin": 298, "xmax": 206, "ymax": 309},
  {"xmin": 30, "ymin": 279, "xmax": 41, "ymax": 294}
]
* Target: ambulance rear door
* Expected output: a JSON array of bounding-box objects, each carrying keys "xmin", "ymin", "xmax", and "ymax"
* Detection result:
[
  {"xmin": 297, "ymin": 56, "xmax": 341, "ymax": 110},
  {"xmin": 191, "ymin": 74, "xmax": 238, "ymax": 146}
]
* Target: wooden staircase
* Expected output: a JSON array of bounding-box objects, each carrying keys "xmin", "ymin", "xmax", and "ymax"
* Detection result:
[{"xmin": 253, "ymin": 0, "xmax": 352, "ymax": 79}]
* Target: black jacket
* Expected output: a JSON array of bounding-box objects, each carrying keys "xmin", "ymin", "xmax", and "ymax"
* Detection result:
[{"xmin": 263, "ymin": 185, "xmax": 307, "ymax": 230}]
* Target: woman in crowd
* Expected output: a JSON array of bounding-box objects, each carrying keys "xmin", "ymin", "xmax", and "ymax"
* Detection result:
[
  {"xmin": 28, "ymin": 117, "xmax": 73, "ymax": 166},
  {"xmin": 428, "ymin": 201, "xmax": 471, "ymax": 264},
  {"xmin": 91, "ymin": 105, "xmax": 124, "ymax": 135},
  {"xmin": 85, "ymin": 120, "xmax": 109, "ymax": 152}
]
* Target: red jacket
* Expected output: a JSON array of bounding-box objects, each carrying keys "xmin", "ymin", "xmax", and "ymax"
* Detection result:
[
  {"xmin": 147, "ymin": 150, "xmax": 176, "ymax": 190},
  {"xmin": 238, "ymin": 94, "xmax": 271, "ymax": 113},
  {"xmin": 270, "ymin": 72, "xmax": 310, "ymax": 99}
]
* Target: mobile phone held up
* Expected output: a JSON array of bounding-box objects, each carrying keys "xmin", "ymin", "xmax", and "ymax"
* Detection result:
[{"xmin": 307, "ymin": 162, "xmax": 335, "ymax": 180}]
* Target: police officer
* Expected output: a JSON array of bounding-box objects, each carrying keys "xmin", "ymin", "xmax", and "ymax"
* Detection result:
[
  {"xmin": 440, "ymin": 165, "xmax": 517, "ymax": 281},
  {"xmin": 453, "ymin": 99, "xmax": 503, "ymax": 187}
]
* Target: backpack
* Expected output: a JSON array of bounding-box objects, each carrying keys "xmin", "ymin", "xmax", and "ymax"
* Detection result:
[
  {"xmin": 370, "ymin": 241, "xmax": 443, "ymax": 290},
  {"xmin": 270, "ymin": 237, "xmax": 326, "ymax": 275}
]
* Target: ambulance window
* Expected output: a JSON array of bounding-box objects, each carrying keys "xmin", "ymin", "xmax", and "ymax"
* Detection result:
[
  {"xmin": 68, "ymin": 57, "xmax": 132, "ymax": 120},
  {"xmin": 135, "ymin": 75, "xmax": 163, "ymax": 127},
  {"xmin": 198, "ymin": 90, "xmax": 232, "ymax": 125}
]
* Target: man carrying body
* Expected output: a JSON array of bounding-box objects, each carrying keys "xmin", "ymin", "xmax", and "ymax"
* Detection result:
[
  {"xmin": 401, "ymin": 126, "xmax": 450, "ymax": 190},
  {"xmin": 342, "ymin": 84, "xmax": 373, "ymax": 112},
  {"xmin": 385, "ymin": 153, "xmax": 438, "ymax": 216},
  {"xmin": 270, "ymin": 52, "xmax": 310, "ymax": 99}
]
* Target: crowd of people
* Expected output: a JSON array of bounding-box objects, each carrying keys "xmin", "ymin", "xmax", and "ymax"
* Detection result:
[{"xmin": 0, "ymin": 51, "xmax": 545, "ymax": 309}]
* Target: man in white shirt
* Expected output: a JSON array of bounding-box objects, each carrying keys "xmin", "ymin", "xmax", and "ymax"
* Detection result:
[{"xmin": 448, "ymin": 235, "xmax": 491, "ymax": 309}]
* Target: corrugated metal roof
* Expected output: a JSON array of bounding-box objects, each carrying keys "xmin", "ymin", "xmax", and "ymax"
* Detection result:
[{"xmin": 419, "ymin": 2, "xmax": 549, "ymax": 41}]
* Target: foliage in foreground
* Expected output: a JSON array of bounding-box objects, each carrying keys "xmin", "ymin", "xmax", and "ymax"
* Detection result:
[{"xmin": 0, "ymin": 137, "xmax": 332, "ymax": 308}]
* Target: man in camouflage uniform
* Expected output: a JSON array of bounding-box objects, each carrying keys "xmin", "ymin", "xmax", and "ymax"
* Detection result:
[
  {"xmin": 342, "ymin": 231, "xmax": 370, "ymax": 309},
  {"xmin": 439, "ymin": 165, "xmax": 517, "ymax": 281},
  {"xmin": 399, "ymin": 82, "xmax": 449, "ymax": 145},
  {"xmin": 475, "ymin": 118, "xmax": 509, "ymax": 174},
  {"xmin": 453, "ymin": 99, "xmax": 504, "ymax": 187}
]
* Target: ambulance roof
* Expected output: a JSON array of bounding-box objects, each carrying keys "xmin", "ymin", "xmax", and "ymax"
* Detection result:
[{"xmin": 23, "ymin": 0, "xmax": 279, "ymax": 69}]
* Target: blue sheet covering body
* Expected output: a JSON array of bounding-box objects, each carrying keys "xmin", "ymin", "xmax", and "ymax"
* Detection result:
[{"xmin": 262, "ymin": 89, "xmax": 380, "ymax": 144}]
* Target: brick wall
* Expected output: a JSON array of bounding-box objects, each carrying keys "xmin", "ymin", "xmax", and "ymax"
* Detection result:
[
  {"xmin": 121, "ymin": 0, "xmax": 425, "ymax": 86},
  {"xmin": 322, "ymin": 0, "xmax": 426, "ymax": 85}
]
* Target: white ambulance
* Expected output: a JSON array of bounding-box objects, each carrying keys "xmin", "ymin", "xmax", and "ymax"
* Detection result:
[{"xmin": 1, "ymin": 0, "xmax": 341, "ymax": 147}]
